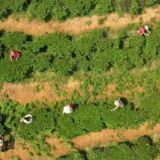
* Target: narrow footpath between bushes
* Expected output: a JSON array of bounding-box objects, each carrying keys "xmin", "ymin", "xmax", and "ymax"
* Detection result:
[
  {"xmin": 0, "ymin": 5, "xmax": 160, "ymax": 36},
  {"xmin": 71, "ymin": 122, "xmax": 160, "ymax": 149},
  {"xmin": 1, "ymin": 121, "xmax": 160, "ymax": 160}
]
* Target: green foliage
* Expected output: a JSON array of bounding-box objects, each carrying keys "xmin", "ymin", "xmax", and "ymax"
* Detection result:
[
  {"xmin": 0, "ymin": 50, "xmax": 34, "ymax": 82},
  {"xmin": 33, "ymin": 53, "xmax": 52, "ymax": 72},
  {"xmin": 18, "ymin": 108, "xmax": 56, "ymax": 140},
  {"xmin": 56, "ymin": 152, "xmax": 85, "ymax": 160},
  {"xmin": 0, "ymin": 0, "xmax": 160, "ymax": 21},
  {"xmin": 139, "ymin": 95, "xmax": 160, "ymax": 122},
  {"xmin": 31, "ymin": 137, "xmax": 52, "ymax": 155},
  {"xmin": 88, "ymin": 143, "xmax": 134, "ymax": 160},
  {"xmin": 129, "ymin": 0, "xmax": 141, "ymax": 15},
  {"xmin": 94, "ymin": 0, "xmax": 113, "ymax": 15},
  {"xmin": 131, "ymin": 136, "xmax": 158, "ymax": 160},
  {"xmin": 1, "ymin": 25, "xmax": 160, "ymax": 82},
  {"xmin": 0, "ymin": 0, "xmax": 26, "ymax": 19},
  {"xmin": 57, "ymin": 104, "xmax": 103, "ymax": 139},
  {"xmin": 115, "ymin": 0, "xmax": 131, "ymax": 16},
  {"xmin": 59, "ymin": 136, "xmax": 157, "ymax": 160},
  {"xmin": 0, "ymin": 123, "xmax": 5, "ymax": 135},
  {"xmin": 145, "ymin": 0, "xmax": 160, "ymax": 6},
  {"xmin": 1, "ymin": 32, "xmax": 27, "ymax": 50},
  {"xmin": 52, "ymin": 57, "xmax": 75, "ymax": 76}
]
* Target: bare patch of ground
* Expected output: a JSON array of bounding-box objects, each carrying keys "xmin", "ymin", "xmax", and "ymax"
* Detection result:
[
  {"xmin": 71, "ymin": 122, "xmax": 160, "ymax": 149},
  {"xmin": 0, "ymin": 140, "xmax": 34, "ymax": 160},
  {"xmin": 0, "ymin": 80, "xmax": 144, "ymax": 104},
  {"xmin": 1, "ymin": 122, "xmax": 160, "ymax": 159},
  {"xmin": 46, "ymin": 138, "xmax": 71, "ymax": 157},
  {"xmin": 0, "ymin": 82, "xmax": 62, "ymax": 104},
  {"xmin": 0, "ymin": 6, "xmax": 160, "ymax": 36},
  {"xmin": 0, "ymin": 78, "xmax": 81, "ymax": 104}
]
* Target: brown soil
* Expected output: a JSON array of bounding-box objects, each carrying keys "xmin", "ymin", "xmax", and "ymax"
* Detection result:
[
  {"xmin": 0, "ymin": 6, "xmax": 159, "ymax": 36},
  {"xmin": 0, "ymin": 140, "xmax": 34, "ymax": 160},
  {"xmin": 71, "ymin": 122, "xmax": 160, "ymax": 149},
  {"xmin": 0, "ymin": 78, "xmax": 81, "ymax": 104},
  {"xmin": 0, "ymin": 82, "xmax": 63, "ymax": 104},
  {"xmin": 46, "ymin": 138, "xmax": 71, "ymax": 157},
  {"xmin": 1, "ymin": 122, "xmax": 160, "ymax": 159},
  {"xmin": 0, "ymin": 80, "xmax": 144, "ymax": 104}
]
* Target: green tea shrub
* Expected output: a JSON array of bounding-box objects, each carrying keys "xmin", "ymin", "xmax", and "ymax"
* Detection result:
[
  {"xmin": 114, "ymin": 0, "xmax": 132, "ymax": 16},
  {"xmin": 1, "ymin": 25, "xmax": 160, "ymax": 82},
  {"xmin": 57, "ymin": 105, "xmax": 103, "ymax": 139},
  {"xmin": 27, "ymin": 0, "xmax": 54, "ymax": 21},
  {"xmin": 58, "ymin": 136, "xmax": 157, "ymax": 160},
  {"xmin": 33, "ymin": 53, "xmax": 52, "ymax": 72},
  {"xmin": 0, "ymin": 100, "xmax": 34, "ymax": 130},
  {"xmin": 56, "ymin": 152, "xmax": 85, "ymax": 160},
  {"xmin": 24, "ymin": 37, "xmax": 46, "ymax": 54},
  {"xmin": 18, "ymin": 108, "xmax": 56, "ymax": 140},
  {"xmin": 44, "ymin": 33, "xmax": 73, "ymax": 57},
  {"xmin": 139, "ymin": 95, "xmax": 160, "ymax": 123},
  {"xmin": 0, "ymin": 0, "xmax": 160, "ymax": 21},
  {"xmin": 52, "ymin": 57, "xmax": 75, "ymax": 76},
  {"xmin": 94, "ymin": 0, "xmax": 113, "ymax": 15},
  {"xmin": 1, "ymin": 32, "xmax": 27, "ymax": 50},
  {"xmin": 0, "ymin": 0, "xmax": 26, "ymax": 19},
  {"xmin": 89, "ymin": 51, "xmax": 111, "ymax": 74},
  {"xmin": 129, "ymin": 0, "xmax": 141, "ymax": 15},
  {"xmin": 88, "ymin": 143, "xmax": 134, "ymax": 160},
  {"xmin": 0, "ymin": 51, "xmax": 34, "ymax": 82},
  {"xmin": 131, "ymin": 136, "xmax": 158, "ymax": 160}
]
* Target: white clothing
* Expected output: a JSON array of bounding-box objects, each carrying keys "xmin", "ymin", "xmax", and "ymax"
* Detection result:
[
  {"xmin": 114, "ymin": 99, "xmax": 124, "ymax": 108},
  {"xmin": 63, "ymin": 105, "xmax": 73, "ymax": 114},
  {"xmin": 144, "ymin": 25, "xmax": 149, "ymax": 32},
  {"xmin": 20, "ymin": 114, "xmax": 33, "ymax": 124},
  {"xmin": 0, "ymin": 140, "xmax": 3, "ymax": 147}
]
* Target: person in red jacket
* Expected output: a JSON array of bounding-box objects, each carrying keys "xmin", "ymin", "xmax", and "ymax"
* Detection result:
[
  {"xmin": 138, "ymin": 25, "xmax": 150, "ymax": 36},
  {"xmin": 10, "ymin": 50, "xmax": 20, "ymax": 61}
]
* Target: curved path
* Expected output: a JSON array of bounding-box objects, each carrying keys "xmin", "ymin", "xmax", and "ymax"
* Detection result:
[
  {"xmin": 71, "ymin": 122, "xmax": 160, "ymax": 149},
  {"xmin": 0, "ymin": 6, "xmax": 160, "ymax": 36}
]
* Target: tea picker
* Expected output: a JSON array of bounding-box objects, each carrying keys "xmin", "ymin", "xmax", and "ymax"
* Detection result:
[
  {"xmin": 0, "ymin": 135, "xmax": 10, "ymax": 152},
  {"xmin": 110, "ymin": 99, "xmax": 124, "ymax": 111},
  {"xmin": 62, "ymin": 104, "xmax": 73, "ymax": 116},
  {"xmin": 138, "ymin": 25, "xmax": 150, "ymax": 36},
  {"xmin": 20, "ymin": 114, "xmax": 33, "ymax": 124},
  {"xmin": 10, "ymin": 50, "xmax": 20, "ymax": 61}
]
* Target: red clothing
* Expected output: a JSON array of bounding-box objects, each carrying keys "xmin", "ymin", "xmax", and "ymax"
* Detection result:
[
  {"xmin": 68, "ymin": 105, "xmax": 73, "ymax": 109},
  {"xmin": 10, "ymin": 50, "xmax": 20, "ymax": 61},
  {"xmin": 138, "ymin": 27, "xmax": 146, "ymax": 36}
]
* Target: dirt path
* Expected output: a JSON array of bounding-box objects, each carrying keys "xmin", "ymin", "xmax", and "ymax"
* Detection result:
[
  {"xmin": 46, "ymin": 138, "xmax": 71, "ymax": 158},
  {"xmin": 1, "ymin": 122, "xmax": 160, "ymax": 160},
  {"xmin": 0, "ymin": 81, "xmax": 144, "ymax": 104},
  {"xmin": 0, "ymin": 6, "xmax": 160, "ymax": 36},
  {"xmin": 0, "ymin": 78, "xmax": 81, "ymax": 104},
  {"xmin": 71, "ymin": 122, "xmax": 160, "ymax": 149},
  {"xmin": 0, "ymin": 140, "xmax": 34, "ymax": 160}
]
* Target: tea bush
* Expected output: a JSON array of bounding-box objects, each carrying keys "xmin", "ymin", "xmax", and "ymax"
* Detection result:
[
  {"xmin": 56, "ymin": 136, "xmax": 158, "ymax": 160},
  {"xmin": 1, "ymin": 24, "xmax": 160, "ymax": 82},
  {"xmin": 18, "ymin": 108, "xmax": 56, "ymax": 140},
  {"xmin": 0, "ymin": 0, "xmax": 160, "ymax": 21}
]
